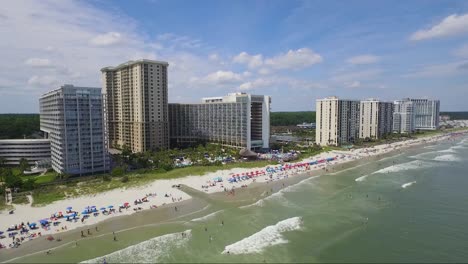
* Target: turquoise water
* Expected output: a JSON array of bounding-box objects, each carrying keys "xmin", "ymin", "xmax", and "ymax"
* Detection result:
[{"xmin": 10, "ymin": 136, "xmax": 468, "ymax": 263}]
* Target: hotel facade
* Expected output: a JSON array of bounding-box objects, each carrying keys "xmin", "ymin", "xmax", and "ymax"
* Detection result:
[
  {"xmin": 101, "ymin": 59, "xmax": 169, "ymax": 153},
  {"xmin": 359, "ymin": 99, "xmax": 394, "ymax": 139},
  {"xmin": 393, "ymin": 99, "xmax": 415, "ymax": 134},
  {"xmin": 39, "ymin": 85, "xmax": 109, "ymax": 175},
  {"xmin": 315, "ymin": 96, "xmax": 360, "ymax": 146},
  {"xmin": 410, "ymin": 99, "xmax": 440, "ymax": 130},
  {"xmin": 169, "ymin": 93, "xmax": 270, "ymax": 150}
]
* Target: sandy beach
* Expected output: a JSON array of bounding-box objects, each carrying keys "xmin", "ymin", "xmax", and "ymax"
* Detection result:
[{"xmin": 0, "ymin": 133, "xmax": 455, "ymax": 251}]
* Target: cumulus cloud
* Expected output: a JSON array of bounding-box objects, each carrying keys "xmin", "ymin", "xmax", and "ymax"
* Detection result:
[
  {"xmin": 28, "ymin": 75, "xmax": 59, "ymax": 86},
  {"xmin": 194, "ymin": 70, "xmax": 244, "ymax": 85},
  {"xmin": 238, "ymin": 78, "xmax": 273, "ymax": 91},
  {"xmin": 346, "ymin": 81, "xmax": 361, "ymax": 88},
  {"xmin": 233, "ymin": 52, "xmax": 263, "ymax": 69},
  {"xmin": 346, "ymin": 54, "xmax": 379, "ymax": 65},
  {"xmin": 25, "ymin": 58, "xmax": 52, "ymax": 67},
  {"xmin": 89, "ymin": 32, "xmax": 123, "ymax": 46},
  {"xmin": 264, "ymin": 48, "xmax": 322, "ymax": 70},
  {"xmin": 410, "ymin": 13, "xmax": 468, "ymax": 41},
  {"xmin": 454, "ymin": 43, "xmax": 468, "ymax": 58}
]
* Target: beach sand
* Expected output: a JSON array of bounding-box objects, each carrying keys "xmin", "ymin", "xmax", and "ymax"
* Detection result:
[{"xmin": 0, "ymin": 133, "xmax": 453, "ymax": 259}]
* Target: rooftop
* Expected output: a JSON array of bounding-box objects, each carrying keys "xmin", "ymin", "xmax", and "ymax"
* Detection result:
[{"xmin": 101, "ymin": 59, "xmax": 169, "ymax": 72}]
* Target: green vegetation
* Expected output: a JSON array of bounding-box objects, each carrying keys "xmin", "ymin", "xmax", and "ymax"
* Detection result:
[
  {"xmin": 271, "ymin": 111, "xmax": 315, "ymax": 126},
  {"xmin": 0, "ymin": 114, "xmax": 40, "ymax": 139},
  {"xmin": 441, "ymin": 112, "xmax": 468, "ymax": 120}
]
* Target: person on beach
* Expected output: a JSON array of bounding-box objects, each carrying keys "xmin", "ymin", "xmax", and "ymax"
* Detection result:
[
  {"xmin": 204, "ymin": 227, "xmax": 208, "ymax": 232},
  {"xmin": 221, "ymin": 220, "xmax": 224, "ymax": 226},
  {"xmin": 81, "ymin": 230, "xmax": 84, "ymax": 237},
  {"xmin": 87, "ymin": 229, "xmax": 91, "ymax": 235},
  {"xmin": 95, "ymin": 226, "xmax": 98, "ymax": 232},
  {"xmin": 46, "ymin": 250, "xmax": 51, "ymax": 255},
  {"xmin": 113, "ymin": 233, "xmax": 117, "ymax": 241}
]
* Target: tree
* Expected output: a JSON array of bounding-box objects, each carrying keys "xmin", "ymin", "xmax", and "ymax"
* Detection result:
[
  {"xmin": 19, "ymin": 158, "xmax": 30, "ymax": 173},
  {"xmin": 5, "ymin": 173, "xmax": 23, "ymax": 188},
  {"xmin": 0, "ymin": 157, "xmax": 6, "ymax": 167}
]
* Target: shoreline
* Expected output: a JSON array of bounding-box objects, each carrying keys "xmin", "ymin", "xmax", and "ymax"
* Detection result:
[{"xmin": 0, "ymin": 131, "xmax": 463, "ymax": 259}]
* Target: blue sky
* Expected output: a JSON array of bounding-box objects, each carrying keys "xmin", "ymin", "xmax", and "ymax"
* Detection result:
[{"xmin": 1, "ymin": 0, "xmax": 468, "ymax": 112}]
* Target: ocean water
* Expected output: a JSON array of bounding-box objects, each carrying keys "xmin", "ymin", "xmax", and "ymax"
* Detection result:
[{"xmin": 9, "ymin": 136, "xmax": 468, "ymax": 263}]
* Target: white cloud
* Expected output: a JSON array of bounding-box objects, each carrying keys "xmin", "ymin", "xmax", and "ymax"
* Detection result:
[
  {"xmin": 233, "ymin": 52, "xmax": 263, "ymax": 69},
  {"xmin": 346, "ymin": 54, "xmax": 380, "ymax": 65},
  {"xmin": 454, "ymin": 43, "xmax": 468, "ymax": 58},
  {"xmin": 208, "ymin": 53, "xmax": 219, "ymax": 61},
  {"xmin": 194, "ymin": 70, "xmax": 244, "ymax": 85},
  {"xmin": 410, "ymin": 13, "xmax": 468, "ymax": 41},
  {"xmin": 238, "ymin": 78, "xmax": 273, "ymax": 91},
  {"xmin": 25, "ymin": 58, "xmax": 52, "ymax": 67},
  {"xmin": 258, "ymin": 68, "xmax": 270, "ymax": 75},
  {"xmin": 89, "ymin": 32, "xmax": 123, "ymax": 46},
  {"xmin": 330, "ymin": 69, "xmax": 382, "ymax": 83},
  {"xmin": 402, "ymin": 61, "xmax": 468, "ymax": 78},
  {"xmin": 264, "ymin": 48, "xmax": 322, "ymax": 70},
  {"xmin": 28, "ymin": 75, "xmax": 59, "ymax": 86},
  {"xmin": 346, "ymin": 81, "xmax": 361, "ymax": 88}
]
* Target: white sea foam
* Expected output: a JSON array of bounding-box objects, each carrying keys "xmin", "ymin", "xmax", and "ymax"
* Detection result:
[
  {"xmin": 239, "ymin": 199, "xmax": 265, "ymax": 209},
  {"xmin": 373, "ymin": 160, "xmax": 431, "ymax": 174},
  {"xmin": 402, "ymin": 181, "xmax": 416, "ymax": 188},
  {"xmin": 240, "ymin": 176, "xmax": 320, "ymax": 210},
  {"xmin": 81, "ymin": 230, "xmax": 192, "ymax": 263},
  {"xmin": 222, "ymin": 217, "xmax": 302, "ymax": 255},
  {"xmin": 355, "ymin": 175, "xmax": 369, "ymax": 182},
  {"xmin": 433, "ymin": 154, "xmax": 461, "ymax": 162},
  {"xmin": 437, "ymin": 148, "xmax": 456, "ymax": 153},
  {"xmin": 190, "ymin": 210, "xmax": 223, "ymax": 222}
]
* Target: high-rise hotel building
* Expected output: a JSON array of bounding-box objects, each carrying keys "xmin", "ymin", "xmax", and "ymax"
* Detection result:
[
  {"xmin": 359, "ymin": 99, "xmax": 394, "ymax": 139},
  {"xmin": 169, "ymin": 93, "xmax": 270, "ymax": 150},
  {"xmin": 315, "ymin": 96, "xmax": 360, "ymax": 146},
  {"xmin": 410, "ymin": 99, "xmax": 440, "ymax": 130},
  {"xmin": 101, "ymin": 60, "xmax": 169, "ymax": 153},
  {"xmin": 39, "ymin": 85, "xmax": 109, "ymax": 175},
  {"xmin": 393, "ymin": 99, "xmax": 415, "ymax": 134}
]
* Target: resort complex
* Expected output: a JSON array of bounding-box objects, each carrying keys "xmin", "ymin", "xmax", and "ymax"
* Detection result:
[
  {"xmin": 169, "ymin": 93, "xmax": 271, "ymax": 150},
  {"xmin": 39, "ymin": 85, "xmax": 109, "ymax": 175},
  {"xmin": 315, "ymin": 96, "xmax": 441, "ymax": 146},
  {"xmin": 101, "ymin": 59, "xmax": 170, "ymax": 153}
]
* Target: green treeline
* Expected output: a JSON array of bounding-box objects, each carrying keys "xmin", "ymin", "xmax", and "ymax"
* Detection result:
[
  {"xmin": 270, "ymin": 111, "xmax": 316, "ymax": 126},
  {"xmin": 1, "ymin": 112, "xmax": 468, "ymax": 139},
  {"xmin": 0, "ymin": 114, "xmax": 40, "ymax": 139}
]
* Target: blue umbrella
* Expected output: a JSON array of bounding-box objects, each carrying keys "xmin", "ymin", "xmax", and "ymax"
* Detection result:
[
  {"xmin": 100, "ymin": 207, "xmax": 106, "ymax": 210},
  {"xmin": 66, "ymin": 206, "xmax": 72, "ymax": 210},
  {"xmin": 81, "ymin": 210, "xmax": 90, "ymax": 214},
  {"xmin": 107, "ymin": 205, "xmax": 114, "ymax": 209},
  {"xmin": 0, "ymin": 231, "xmax": 4, "ymax": 235},
  {"xmin": 91, "ymin": 205, "xmax": 96, "ymax": 208},
  {"xmin": 29, "ymin": 222, "xmax": 37, "ymax": 227}
]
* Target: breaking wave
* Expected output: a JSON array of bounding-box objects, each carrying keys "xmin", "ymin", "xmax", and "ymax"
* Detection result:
[
  {"xmin": 373, "ymin": 160, "xmax": 431, "ymax": 174},
  {"xmin": 355, "ymin": 175, "xmax": 369, "ymax": 182},
  {"xmin": 81, "ymin": 230, "xmax": 191, "ymax": 263},
  {"xmin": 222, "ymin": 217, "xmax": 302, "ymax": 255},
  {"xmin": 402, "ymin": 181, "xmax": 416, "ymax": 189},
  {"xmin": 433, "ymin": 154, "xmax": 461, "ymax": 162},
  {"xmin": 191, "ymin": 210, "xmax": 223, "ymax": 222}
]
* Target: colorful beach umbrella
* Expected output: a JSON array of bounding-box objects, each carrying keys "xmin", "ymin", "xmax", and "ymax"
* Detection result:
[
  {"xmin": 107, "ymin": 205, "xmax": 114, "ymax": 209},
  {"xmin": 66, "ymin": 206, "xmax": 72, "ymax": 210}
]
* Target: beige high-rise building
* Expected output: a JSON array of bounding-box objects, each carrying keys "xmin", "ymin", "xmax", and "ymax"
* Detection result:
[
  {"xmin": 315, "ymin": 96, "xmax": 360, "ymax": 146},
  {"xmin": 101, "ymin": 59, "xmax": 169, "ymax": 153},
  {"xmin": 359, "ymin": 99, "xmax": 393, "ymax": 140}
]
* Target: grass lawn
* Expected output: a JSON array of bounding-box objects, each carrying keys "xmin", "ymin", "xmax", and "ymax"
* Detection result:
[{"xmin": 12, "ymin": 194, "xmax": 29, "ymax": 204}]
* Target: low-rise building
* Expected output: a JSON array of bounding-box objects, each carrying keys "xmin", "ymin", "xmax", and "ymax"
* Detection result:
[{"xmin": 0, "ymin": 139, "xmax": 51, "ymax": 166}]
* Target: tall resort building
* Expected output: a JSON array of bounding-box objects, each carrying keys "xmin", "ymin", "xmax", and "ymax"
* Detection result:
[
  {"xmin": 39, "ymin": 85, "xmax": 109, "ymax": 175},
  {"xmin": 169, "ymin": 93, "xmax": 270, "ymax": 150},
  {"xmin": 101, "ymin": 59, "xmax": 169, "ymax": 153},
  {"xmin": 410, "ymin": 99, "xmax": 440, "ymax": 130},
  {"xmin": 315, "ymin": 96, "xmax": 360, "ymax": 146},
  {"xmin": 393, "ymin": 99, "xmax": 415, "ymax": 134},
  {"xmin": 359, "ymin": 99, "xmax": 394, "ymax": 139}
]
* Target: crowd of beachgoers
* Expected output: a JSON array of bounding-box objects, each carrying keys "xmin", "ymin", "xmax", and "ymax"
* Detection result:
[{"xmin": 0, "ymin": 132, "xmax": 461, "ymax": 250}]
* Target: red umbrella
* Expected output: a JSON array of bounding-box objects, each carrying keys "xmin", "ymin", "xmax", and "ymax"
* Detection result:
[{"xmin": 124, "ymin": 202, "xmax": 129, "ymax": 206}]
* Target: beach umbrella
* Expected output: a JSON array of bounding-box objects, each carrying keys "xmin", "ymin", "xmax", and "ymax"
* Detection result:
[
  {"xmin": 107, "ymin": 205, "xmax": 114, "ymax": 209},
  {"xmin": 29, "ymin": 222, "xmax": 37, "ymax": 227},
  {"xmin": 66, "ymin": 206, "xmax": 72, "ymax": 210},
  {"xmin": 0, "ymin": 231, "xmax": 3, "ymax": 235},
  {"xmin": 82, "ymin": 210, "xmax": 89, "ymax": 214},
  {"xmin": 124, "ymin": 202, "xmax": 129, "ymax": 206},
  {"xmin": 91, "ymin": 205, "xmax": 96, "ymax": 208},
  {"xmin": 100, "ymin": 207, "xmax": 106, "ymax": 210}
]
